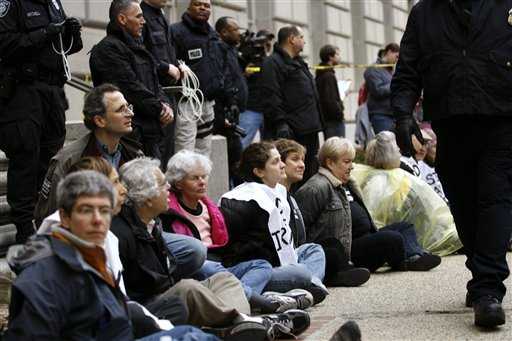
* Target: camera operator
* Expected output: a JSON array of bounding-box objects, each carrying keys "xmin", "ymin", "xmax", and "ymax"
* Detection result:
[
  {"xmin": 239, "ymin": 29, "xmax": 274, "ymax": 148},
  {"xmin": 0, "ymin": 0, "xmax": 83, "ymax": 243},
  {"xmin": 214, "ymin": 16, "xmax": 248, "ymax": 187}
]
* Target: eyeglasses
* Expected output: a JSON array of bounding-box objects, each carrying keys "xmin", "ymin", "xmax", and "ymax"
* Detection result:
[
  {"xmin": 115, "ymin": 104, "xmax": 134, "ymax": 116},
  {"xmin": 74, "ymin": 205, "xmax": 113, "ymax": 219}
]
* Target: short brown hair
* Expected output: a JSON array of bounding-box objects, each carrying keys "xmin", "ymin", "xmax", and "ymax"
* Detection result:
[
  {"xmin": 238, "ymin": 142, "xmax": 275, "ymax": 183},
  {"xmin": 68, "ymin": 156, "xmax": 113, "ymax": 177},
  {"xmin": 83, "ymin": 84, "xmax": 120, "ymax": 131},
  {"xmin": 274, "ymin": 139, "xmax": 306, "ymax": 162}
]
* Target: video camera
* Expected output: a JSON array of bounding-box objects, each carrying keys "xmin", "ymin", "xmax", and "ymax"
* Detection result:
[{"xmin": 238, "ymin": 30, "xmax": 268, "ymax": 65}]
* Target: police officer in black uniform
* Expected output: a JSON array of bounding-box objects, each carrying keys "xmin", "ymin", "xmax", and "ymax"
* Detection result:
[
  {"xmin": 392, "ymin": 0, "xmax": 512, "ymax": 328},
  {"xmin": 215, "ymin": 16, "xmax": 248, "ymax": 186},
  {"xmin": 169, "ymin": 0, "xmax": 225, "ymax": 155},
  {"xmin": 141, "ymin": 0, "xmax": 180, "ymax": 169},
  {"xmin": 0, "ymin": 0, "xmax": 82, "ymax": 243}
]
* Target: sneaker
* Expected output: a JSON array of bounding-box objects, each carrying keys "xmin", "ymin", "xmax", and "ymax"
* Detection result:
[
  {"xmin": 329, "ymin": 320, "xmax": 362, "ymax": 341},
  {"xmin": 262, "ymin": 289, "xmax": 314, "ymax": 312},
  {"xmin": 399, "ymin": 254, "xmax": 441, "ymax": 271},
  {"xmin": 261, "ymin": 309, "xmax": 311, "ymax": 339},
  {"xmin": 203, "ymin": 321, "xmax": 268, "ymax": 341},
  {"xmin": 325, "ymin": 267, "xmax": 371, "ymax": 287},
  {"xmin": 305, "ymin": 284, "xmax": 329, "ymax": 305}
]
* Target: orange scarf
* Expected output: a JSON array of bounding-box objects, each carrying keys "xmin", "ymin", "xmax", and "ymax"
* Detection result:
[{"xmin": 52, "ymin": 232, "xmax": 115, "ymax": 288}]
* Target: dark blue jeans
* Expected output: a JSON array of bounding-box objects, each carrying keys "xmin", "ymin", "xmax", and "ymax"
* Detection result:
[
  {"xmin": 381, "ymin": 222, "xmax": 425, "ymax": 257},
  {"xmin": 370, "ymin": 113, "xmax": 395, "ymax": 134},
  {"xmin": 137, "ymin": 326, "xmax": 219, "ymax": 341}
]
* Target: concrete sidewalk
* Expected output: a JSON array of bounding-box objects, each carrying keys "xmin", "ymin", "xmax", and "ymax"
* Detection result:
[{"xmin": 302, "ymin": 254, "xmax": 512, "ymax": 341}]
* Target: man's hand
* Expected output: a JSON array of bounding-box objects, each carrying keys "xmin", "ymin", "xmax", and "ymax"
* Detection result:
[
  {"xmin": 160, "ymin": 103, "xmax": 174, "ymax": 127},
  {"xmin": 65, "ymin": 17, "xmax": 82, "ymax": 35},
  {"xmin": 168, "ymin": 64, "xmax": 180, "ymax": 80},
  {"xmin": 395, "ymin": 115, "xmax": 424, "ymax": 157},
  {"xmin": 275, "ymin": 121, "xmax": 294, "ymax": 139}
]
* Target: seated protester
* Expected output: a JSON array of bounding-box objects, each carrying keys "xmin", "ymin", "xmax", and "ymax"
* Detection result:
[
  {"xmin": 164, "ymin": 150, "xmax": 313, "ymax": 313},
  {"xmin": 38, "ymin": 156, "xmax": 183, "ymax": 335},
  {"xmin": 415, "ymin": 130, "xmax": 448, "ymax": 203},
  {"xmin": 34, "ymin": 84, "xmax": 142, "ymax": 223},
  {"xmin": 113, "ymin": 157, "xmax": 310, "ymax": 340},
  {"xmin": 34, "ymin": 84, "xmax": 206, "ymax": 279},
  {"xmin": 275, "ymin": 139, "xmax": 370, "ymax": 287},
  {"xmin": 295, "ymin": 137, "xmax": 441, "ymax": 273},
  {"xmin": 5, "ymin": 170, "xmax": 216, "ymax": 341},
  {"xmin": 355, "ymin": 132, "xmax": 462, "ymax": 256},
  {"xmin": 220, "ymin": 142, "xmax": 329, "ymax": 305}
]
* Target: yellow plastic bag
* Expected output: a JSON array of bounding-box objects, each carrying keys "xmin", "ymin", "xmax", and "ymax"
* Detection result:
[{"xmin": 352, "ymin": 164, "xmax": 462, "ymax": 256}]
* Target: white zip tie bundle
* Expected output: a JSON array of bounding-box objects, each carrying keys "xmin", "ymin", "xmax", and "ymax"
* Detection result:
[
  {"xmin": 51, "ymin": 32, "xmax": 74, "ymax": 81},
  {"xmin": 177, "ymin": 60, "xmax": 204, "ymax": 123}
]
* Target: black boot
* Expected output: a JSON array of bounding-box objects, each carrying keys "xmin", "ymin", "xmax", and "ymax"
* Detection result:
[{"xmin": 473, "ymin": 295, "xmax": 505, "ymax": 328}]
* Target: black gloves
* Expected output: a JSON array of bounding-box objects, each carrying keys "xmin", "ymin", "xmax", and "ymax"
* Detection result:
[
  {"xmin": 45, "ymin": 21, "xmax": 65, "ymax": 37},
  {"xmin": 65, "ymin": 17, "xmax": 82, "ymax": 35},
  {"xmin": 275, "ymin": 121, "xmax": 294, "ymax": 139},
  {"xmin": 229, "ymin": 104, "xmax": 240, "ymax": 122},
  {"xmin": 395, "ymin": 115, "xmax": 424, "ymax": 157}
]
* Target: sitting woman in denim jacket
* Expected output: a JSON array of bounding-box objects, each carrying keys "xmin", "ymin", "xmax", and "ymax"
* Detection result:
[{"xmin": 295, "ymin": 137, "xmax": 441, "ymax": 273}]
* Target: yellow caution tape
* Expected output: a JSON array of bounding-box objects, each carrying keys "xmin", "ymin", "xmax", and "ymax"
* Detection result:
[{"xmin": 246, "ymin": 63, "xmax": 395, "ymax": 73}]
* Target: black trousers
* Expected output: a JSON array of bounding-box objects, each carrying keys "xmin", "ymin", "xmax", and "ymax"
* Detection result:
[
  {"xmin": 433, "ymin": 117, "xmax": 512, "ymax": 302},
  {"xmin": 351, "ymin": 230, "xmax": 405, "ymax": 272},
  {"xmin": 0, "ymin": 82, "xmax": 66, "ymax": 243}
]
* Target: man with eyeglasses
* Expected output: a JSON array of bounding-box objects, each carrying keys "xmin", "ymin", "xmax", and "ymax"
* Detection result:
[{"xmin": 34, "ymin": 84, "xmax": 143, "ymax": 225}]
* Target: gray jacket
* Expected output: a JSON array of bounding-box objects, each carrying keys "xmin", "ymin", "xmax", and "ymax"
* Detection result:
[
  {"xmin": 364, "ymin": 58, "xmax": 393, "ymax": 116},
  {"xmin": 34, "ymin": 133, "xmax": 143, "ymax": 224},
  {"xmin": 295, "ymin": 168, "xmax": 353, "ymax": 257}
]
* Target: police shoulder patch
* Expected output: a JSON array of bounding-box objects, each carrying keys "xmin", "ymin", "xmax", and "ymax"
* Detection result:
[{"xmin": 0, "ymin": 0, "xmax": 10, "ymax": 18}]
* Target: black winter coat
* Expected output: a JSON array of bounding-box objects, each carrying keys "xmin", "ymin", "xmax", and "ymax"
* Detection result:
[
  {"xmin": 315, "ymin": 66, "xmax": 344, "ymax": 122},
  {"xmin": 246, "ymin": 59, "xmax": 265, "ymax": 113},
  {"xmin": 391, "ymin": 0, "xmax": 512, "ymax": 121},
  {"xmin": 170, "ymin": 13, "xmax": 225, "ymax": 101},
  {"xmin": 0, "ymin": 0, "xmax": 82, "ymax": 84},
  {"xmin": 111, "ymin": 205, "xmax": 177, "ymax": 304},
  {"xmin": 141, "ymin": 1, "xmax": 177, "ymax": 87},
  {"xmin": 220, "ymin": 198, "xmax": 281, "ymax": 267},
  {"xmin": 90, "ymin": 22, "xmax": 168, "ymax": 138},
  {"xmin": 260, "ymin": 46, "xmax": 323, "ymax": 136},
  {"xmin": 221, "ymin": 42, "xmax": 248, "ymax": 111}
]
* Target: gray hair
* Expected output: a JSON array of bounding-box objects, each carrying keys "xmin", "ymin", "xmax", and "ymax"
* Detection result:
[
  {"xmin": 165, "ymin": 150, "xmax": 212, "ymax": 186},
  {"xmin": 365, "ymin": 131, "xmax": 401, "ymax": 169},
  {"xmin": 120, "ymin": 157, "xmax": 162, "ymax": 207},
  {"xmin": 57, "ymin": 170, "xmax": 116, "ymax": 214},
  {"xmin": 318, "ymin": 137, "xmax": 356, "ymax": 167}
]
